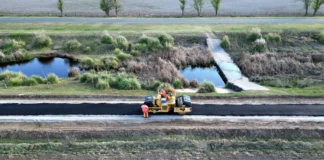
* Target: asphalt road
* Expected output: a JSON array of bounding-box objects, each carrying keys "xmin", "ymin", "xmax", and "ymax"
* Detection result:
[
  {"xmin": 0, "ymin": 17, "xmax": 324, "ymax": 24},
  {"xmin": 1, "ymin": 103, "xmax": 324, "ymax": 116}
]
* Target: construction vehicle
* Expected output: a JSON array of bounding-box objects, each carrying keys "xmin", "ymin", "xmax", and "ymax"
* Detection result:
[{"xmin": 144, "ymin": 87, "xmax": 192, "ymax": 114}]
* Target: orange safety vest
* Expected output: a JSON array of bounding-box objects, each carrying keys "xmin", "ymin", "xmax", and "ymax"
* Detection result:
[{"xmin": 141, "ymin": 105, "xmax": 149, "ymax": 112}]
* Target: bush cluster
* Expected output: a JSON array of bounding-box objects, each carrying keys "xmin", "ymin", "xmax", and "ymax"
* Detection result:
[
  {"xmin": 101, "ymin": 56, "xmax": 119, "ymax": 69},
  {"xmin": 198, "ymin": 82, "xmax": 215, "ymax": 93},
  {"xmin": 80, "ymin": 72, "xmax": 141, "ymax": 90},
  {"xmin": 132, "ymin": 34, "xmax": 175, "ymax": 55},
  {"xmin": 220, "ymin": 35, "xmax": 231, "ymax": 49},
  {"xmin": 68, "ymin": 67, "xmax": 80, "ymax": 77},
  {"xmin": 115, "ymin": 36, "xmax": 129, "ymax": 51},
  {"xmin": 46, "ymin": 74, "xmax": 59, "ymax": 84},
  {"xmin": 252, "ymin": 38, "xmax": 268, "ymax": 53},
  {"xmin": 190, "ymin": 79, "xmax": 200, "ymax": 88},
  {"xmin": 158, "ymin": 33, "xmax": 175, "ymax": 49},
  {"xmin": 65, "ymin": 39, "xmax": 82, "ymax": 52},
  {"xmin": 101, "ymin": 31, "xmax": 114, "ymax": 44},
  {"xmin": 0, "ymin": 71, "xmax": 59, "ymax": 87},
  {"xmin": 319, "ymin": 32, "xmax": 324, "ymax": 45},
  {"xmin": 114, "ymin": 48, "xmax": 132, "ymax": 61},
  {"xmin": 264, "ymin": 33, "xmax": 282, "ymax": 43},
  {"xmin": 33, "ymin": 31, "xmax": 53, "ymax": 48},
  {"xmin": 141, "ymin": 81, "xmax": 162, "ymax": 91},
  {"xmin": 172, "ymin": 79, "xmax": 183, "ymax": 89},
  {"xmin": 247, "ymin": 28, "xmax": 262, "ymax": 42},
  {"xmin": 2, "ymin": 39, "xmax": 26, "ymax": 54}
]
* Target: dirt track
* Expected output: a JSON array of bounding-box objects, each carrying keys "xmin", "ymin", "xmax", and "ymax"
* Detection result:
[{"xmin": 1, "ymin": 120, "xmax": 324, "ymax": 159}]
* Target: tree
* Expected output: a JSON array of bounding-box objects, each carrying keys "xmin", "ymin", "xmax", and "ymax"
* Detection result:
[
  {"xmin": 210, "ymin": 0, "xmax": 222, "ymax": 16},
  {"xmin": 100, "ymin": 0, "xmax": 115, "ymax": 17},
  {"xmin": 114, "ymin": 0, "xmax": 123, "ymax": 17},
  {"xmin": 57, "ymin": 0, "xmax": 64, "ymax": 17},
  {"xmin": 192, "ymin": 0, "xmax": 204, "ymax": 16},
  {"xmin": 179, "ymin": 0, "xmax": 186, "ymax": 16},
  {"xmin": 312, "ymin": 0, "xmax": 324, "ymax": 16},
  {"xmin": 296, "ymin": 0, "xmax": 312, "ymax": 16}
]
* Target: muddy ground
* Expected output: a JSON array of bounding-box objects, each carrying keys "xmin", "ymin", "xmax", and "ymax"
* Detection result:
[
  {"xmin": 1, "ymin": 120, "xmax": 324, "ymax": 159},
  {"xmin": 1, "ymin": 0, "xmax": 323, "ymax": 17}
]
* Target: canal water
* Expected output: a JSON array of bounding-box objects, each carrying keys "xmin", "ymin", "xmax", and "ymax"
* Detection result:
[
  {"xmin": 0, "ymin": 57, "xmax": 79, "ymax": 78},
  {"xmin": 179, "ymin": 66, "xmax": 226, "ymax": 88}
]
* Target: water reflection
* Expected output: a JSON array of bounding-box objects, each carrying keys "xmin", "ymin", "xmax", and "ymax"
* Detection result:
[
  {"xmin": 0, "ymin": 57, "xmax": 80, "ymax": 78},
  {"xmin": 179, "ymin": 66, "xmax": 226, "ymax": 88}
]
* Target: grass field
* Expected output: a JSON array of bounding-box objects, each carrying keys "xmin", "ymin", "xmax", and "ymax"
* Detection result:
[
  {"xmin": 1, "ymin": 78, "xmax": 324, "ymax": 97},
  {"xmin": 0, "ymin": 22, "xmax": 324, "ymax": 34},
  {"xmin": 0, "ymin": 0, "xmax": 323, "ymax": 17}
]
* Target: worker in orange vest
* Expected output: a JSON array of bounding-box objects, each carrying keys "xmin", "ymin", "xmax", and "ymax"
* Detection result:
[
  {"xmin": 159, "ymin": 89, "xmax": 168, "ymax": 99},
  {"xmin": 141, "ymin": 104, "xmax": 149, "ymax": 118}
]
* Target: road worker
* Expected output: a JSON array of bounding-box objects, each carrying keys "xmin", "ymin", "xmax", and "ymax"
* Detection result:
[
  {"xmin": 141, "ymin": 104, "xmax": 149, "ymax": 118},
  {"xmin": 159, "ymin": 89, "xmax": 168, "ymax": 99}
]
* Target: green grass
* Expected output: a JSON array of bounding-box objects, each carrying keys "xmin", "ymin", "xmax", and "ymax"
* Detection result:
[
  {"xmin": 0, "ymin": 78, "xmax": 153, "ymax": 96},
  {"xmin": 0, "ymin": 22, "xmax": 323, "ymax": 34},
  {"xmin": 1, "ymin": 78, "xmax": 324, "ymax": 97}
]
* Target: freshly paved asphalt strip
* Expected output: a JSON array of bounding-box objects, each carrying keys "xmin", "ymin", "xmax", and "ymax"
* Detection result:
[
  {"xmin": 1, "ymin": 17, "xmax": 324, "ymax": 24},
  {"xmin": 0, "ymin": 103, "xmax": 324, "ymax": 116}
]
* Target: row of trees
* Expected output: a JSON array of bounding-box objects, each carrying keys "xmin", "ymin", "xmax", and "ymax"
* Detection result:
[
  {"xmin": 56, "ymin": 0, "xmax": 324, "ymax": 17},
  {"xmin": 180, "ymin": 0, "xmax": 222, "ymax": 17}
]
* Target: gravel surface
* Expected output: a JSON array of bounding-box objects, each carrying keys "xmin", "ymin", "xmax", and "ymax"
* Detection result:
[{"xmin": 0, "ymin": 0, "xmax": 323, "ymax": 16}]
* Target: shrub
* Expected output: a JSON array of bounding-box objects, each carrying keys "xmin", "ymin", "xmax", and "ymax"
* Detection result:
[
  {"xmin": 220, "ymin": 35, "xmax": 230, "ymax": 49},
  {"xmin": 198, "ymin": 82, "xmax": 215, "ymax": 93},
  {"xmin": 172, "ymin": 79, "xmax": 183, "ymax": 89},
  {"xmin": 33, "ymin": 31, "xmax": 52, "ymax": 48},
  {"xmin": 83, "ymin": 46, "xmax": 91, "ymax": 53},
  {"xmin": 65, "ymin": 39, "xmax": 81, "ymax": 52},
  {"xmin": 80, "ymin": 73, "xmax": 92, "ymax": 83},
  {"xmin": 109, "ymin": 73, "xmax": 141, "ymax": 90},
  {"xmin": 115, "ymin": 36, "xmax": 129, "ymax": 51},
  {"xmin": 114, "ymin": 49, "xmax": 132, "ymax": 61},
  {"xmin": 95, "ymin": 79, "xmax": 109, "ymax": 90},
  {"xmin": 319, "ymin": 32, "xmax": 324, "ymax": 45},
  {"xmin": 81, "ymin": 57, "xmax": 95, "ymax": 68},
  {"xmin": 101, "ymin": 31, "xmax": 114, "ymax": 44},
  {"xmin": 23, "ymin": 77, "xmax": 38, "ymax": 86},
  {"xmin": 158, "ymin": 33, "xmax": 174, "ymax": 49},
  {"xmin": 31, "ymin": 75, "xmax": 45, "ymax": 84},
  {"xmin": 137, "ymin": 35, "xmax": 162, "ymax": 53},
  {"xmin": 0, "ymin": 51, "xmax": 5, "ymax": 59},
  {"xmin": 68, "ymin": 67, "xmax": 80, "ymax": 77},
  {"xmin": 247, "ymin": 28, "xmax": 262, "ymax": 42},
  {"xmin": 264, "ymin": 33, "xmax": 282, "ymax": 43},
  {"xmin": 46, "ymin": 74, "xmax": 59, "ymax": 84},
  {"xmin": 2, "ymin": 39, "xmax": 26, "ymax": 54},
  {"xmin": 101, "ymin": 56, "xmax": 119, "ymax": 69},
  {"xmin": 252, "ymin": 38, "xmax": 267, "ymax": 53},
  {"xmin": 142, "ymin": 81, "xmax": 162, "ymax": 91},
  {"xmin": 8, "ymin": 77, "xmax": 24, "ymax": 86},
  {"xmin": 190, "ymin": 79, "xmax": 200, "ymax": 88}
]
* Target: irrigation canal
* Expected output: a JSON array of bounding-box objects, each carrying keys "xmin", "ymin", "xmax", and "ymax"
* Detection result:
[{"xmin": 0, "ymin": 103, "xmax": 324, "ymax": 116}]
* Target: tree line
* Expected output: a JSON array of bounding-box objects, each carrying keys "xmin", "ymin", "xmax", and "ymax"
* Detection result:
[{"xmin": 56, "ymin": 0, "xmax": 324, "ymax": 17}]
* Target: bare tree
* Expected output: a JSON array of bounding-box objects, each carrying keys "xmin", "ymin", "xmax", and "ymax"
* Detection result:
[
  {"xmin": 57, "ymin": 0, "xmax": 64, "ymax": 17},
  {"xmin": 100, "ymin": 0, "xmax": 115, "ymax": 17},
  {"xmin": 114, "ymin": 0, "xmax": 123, "ymax": 17},
  {"xmin": 179, "ymin": 0, "xmax": 187, "ymax": 16},
  {"xmin": 211, "ymin": 0, "xmax": 222, "ymax": 16},
  {"xmin": 312, "ymin": 0, "xmax": 324, "ymax": 16},
  {"xmin": 192, "ymin": 0, "xmax": 204, "ymax": 16}
]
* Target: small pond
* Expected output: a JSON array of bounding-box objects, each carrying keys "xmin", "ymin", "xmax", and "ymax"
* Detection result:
[
  {"xmin": 179, "ymin": 66, "xmax": 226, "ymax": 88},
  {"xmin": 0, "ymin": 57, "xmax": 80, "ymax": 78}
]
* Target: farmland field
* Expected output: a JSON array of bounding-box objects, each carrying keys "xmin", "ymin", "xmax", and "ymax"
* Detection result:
[{"xmin": 0, "ymin": 0, "xmax": 324, "ymax": 17}]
